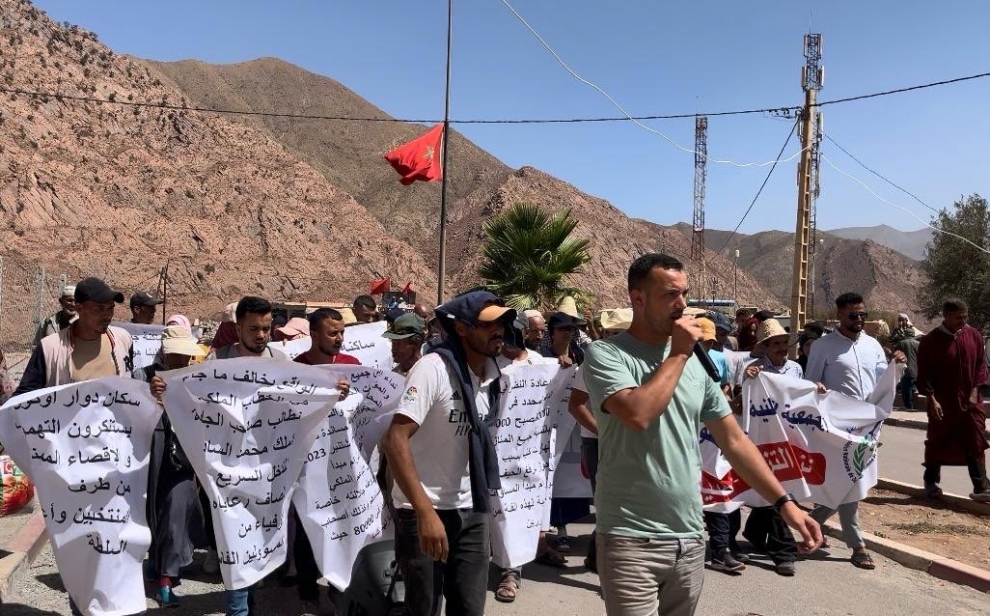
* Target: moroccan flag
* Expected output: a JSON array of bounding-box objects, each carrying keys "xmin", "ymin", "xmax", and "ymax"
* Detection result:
[
  {"xmin": 370, "ymin": 277, "xmax": 391, "ymax": 295},
  {"xmin": 402, "ymin": 282, "xmax": 413, "ymax": 294},
  {"xmin": 384, "ymin": 124, "xmax": 444, "ymax": 185}
]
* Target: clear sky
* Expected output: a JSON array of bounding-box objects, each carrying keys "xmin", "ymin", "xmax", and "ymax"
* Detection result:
[{"xmin": 30, "ymin": 0, "xmax": 990, "ymax": 234}]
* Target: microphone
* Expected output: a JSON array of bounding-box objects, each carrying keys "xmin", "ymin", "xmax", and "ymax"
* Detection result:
[{"xmin": 693, "ymin": 341, "xmax": 721, "ymax": 382}]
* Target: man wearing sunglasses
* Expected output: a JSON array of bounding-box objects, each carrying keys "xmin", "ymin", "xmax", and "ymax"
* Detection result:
[{"xmin": 805, "ymin": 292, "xmax": 903, "ymax": 571}]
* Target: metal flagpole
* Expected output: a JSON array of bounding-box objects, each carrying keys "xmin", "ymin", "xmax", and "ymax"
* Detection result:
[{"xmin": 436, "ymin": 0, "xmax": 453, "ymax": 305}]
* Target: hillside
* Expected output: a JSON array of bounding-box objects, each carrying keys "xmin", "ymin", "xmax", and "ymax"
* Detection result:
[
  {"xmin": 148, "ymin": 58, "xmax": 514, "ymax": 250},
  {"xmin": 0, "ymin": 0, "xmax": 437, "ymax": 348},
  {"xmin": 828, "ymin": 225, "xmax": 932, "ymax": 261},
  {"xmin": 672, "ymin": 223, "xmax": 930, "ymax": 324}
]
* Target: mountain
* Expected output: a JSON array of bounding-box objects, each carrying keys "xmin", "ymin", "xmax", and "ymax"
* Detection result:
[
  {"xmin": 828, "ymin": 225, "xmax": 932, "ymax": 261},
  {"xmin": 674, "ymin": 223, "xmax": 931, "ymax": 326},
  {"xmin": 0, "ymin": 0, "xmax": 438, "ymax": 349}
]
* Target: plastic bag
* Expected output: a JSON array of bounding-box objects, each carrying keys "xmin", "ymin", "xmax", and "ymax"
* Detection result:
[{"xmin": 0, "ymin": 455, "xmax": 34, "ymax": 516}]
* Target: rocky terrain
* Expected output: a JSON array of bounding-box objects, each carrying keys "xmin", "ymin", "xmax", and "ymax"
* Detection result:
[{"xmin": 0, "ymin": 0, "xmax": 926, "ymax": 348}]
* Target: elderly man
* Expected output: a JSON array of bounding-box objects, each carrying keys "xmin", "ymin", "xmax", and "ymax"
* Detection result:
[
  {"xmin": 583, "ymin": 254, "xmax": 820, "ymax": 614},
  {"xmin": 382, "ymin": 290, "xmax": 514, "ymax": 616},
  {"xmin": 33, "ymin": 283, "xmax": 78, "ymax": 345},
  {"xmin": 384, "ymin": 312, "xmax": 428, "ymax": 375},
  {"xmin": 523, "ymin": 309, "xmax": 546, "ymax": 351},
  {"xmin": 917, "ymin": 298, "xmax": 990, "ymax": 502}
]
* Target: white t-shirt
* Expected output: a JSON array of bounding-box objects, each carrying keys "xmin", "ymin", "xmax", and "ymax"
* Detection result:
[
  {"xmin": 495, "ymin": 351, "xmax": 558, "ymax": 370},
  {"xmin": 392, "ymin": 353, "xmax": 501, "ymax": 510}
]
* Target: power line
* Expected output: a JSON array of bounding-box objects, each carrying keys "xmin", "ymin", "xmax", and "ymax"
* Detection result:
[
  {"xmin": 717, "ymin": 119, "xmax": 800, "ymax": 253},
  {"xmin": 822, "ymin": 132, "xmax": 938, "ymax": 213},
  {"xmin": 0, "ymin": 71, "xmax": 986, "ymax": 127}
]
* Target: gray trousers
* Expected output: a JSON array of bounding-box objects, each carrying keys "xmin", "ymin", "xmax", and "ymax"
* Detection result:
[
  {"xmin": 597, "ymin": 534, "xmax": 705, "ymax": 616},
  {"xmin": 810, "ymin": 501, "xmax": 864, "ymax": 549}
]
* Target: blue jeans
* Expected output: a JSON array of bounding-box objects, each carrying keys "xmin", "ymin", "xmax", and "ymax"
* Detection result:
[{"xmin": 226, "ymin": 586, "xmax": 255, "ymax": 616}]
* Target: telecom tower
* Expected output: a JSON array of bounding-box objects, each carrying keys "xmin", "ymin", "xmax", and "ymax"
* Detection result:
[
  {"xmin": 789, "ymin": 34, "xmax": 824, "ymax": 355},
  {"xmin": 692, "ymin": 116, "xmax": 708, "ymax": 301}
]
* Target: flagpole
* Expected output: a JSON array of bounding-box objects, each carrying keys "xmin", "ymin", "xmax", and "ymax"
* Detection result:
[{"xmin": 437, "ymin": 0, "xmax": 453, "ymax": 306}]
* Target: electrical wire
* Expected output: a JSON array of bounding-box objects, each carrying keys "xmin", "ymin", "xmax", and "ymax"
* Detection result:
[
  {"xmin": 820, "ymin": 154, "xmax": 990, "ymax": 255},
  {"xmin": 717, "ymin": 119, "xmax": 799, "ymax": 253},
  {"xmin": 822, "ymin": 133, "xmax": 938, "ymax": 213},
  {"xmin": 497, "ymin": 0, "xmax": 807, "ymax": 168}
]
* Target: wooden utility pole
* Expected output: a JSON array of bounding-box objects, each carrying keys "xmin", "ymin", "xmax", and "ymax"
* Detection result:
[
  {"xmin": 436, "ymin": 0, "xmax": 453, "ymax": 305},
  {"xmin": 789, "ymin": 34, "xmax": 823, "ymax": 358}
]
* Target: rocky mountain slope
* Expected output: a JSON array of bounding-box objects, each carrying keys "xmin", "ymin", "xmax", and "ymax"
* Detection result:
[{"xmin": 828, "ymin": 224, "xmax": 932, "ymax": 261}]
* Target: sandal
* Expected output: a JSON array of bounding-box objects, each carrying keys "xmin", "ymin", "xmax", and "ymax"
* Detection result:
[
  {"xmin": 851, "ymin": 551, "xmax": 876, "ymax": 570},
  {"xmin": 535, "ymin": 549, "xmax": 567, "ymax": 568},
  {"xmin": 555, "ymin": 536, "xmax": 572, "ymax": 553},
  {"xmin": 495, "ymin": 570, "xmax": 520, "ymax": 603}
]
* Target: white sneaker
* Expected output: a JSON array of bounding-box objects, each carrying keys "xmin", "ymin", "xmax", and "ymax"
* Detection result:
[
  {"xmin": 970, "ymin": 491, "xmax": 990, "ymax": 503},
  {"xmin": 203, "ymin": 549, "xmax": 220, "ymax": 574}
]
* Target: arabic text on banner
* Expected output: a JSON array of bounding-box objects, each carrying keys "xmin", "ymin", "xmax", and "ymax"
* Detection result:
[
  {"xmin": 115, "ymin": 322, "xmax": 202, "ymax": 370},
  {"xmin": 0, "ymin": 378, "xmax": 161, "ymax": 616},
  {"xmin": 161, "ymin": 359, "xmax": 341, "ymax": 590},
  {"xmin": 489, "ymin": 364, "xmax": 576, "ymax": 569},
  {"xmin": 291, "ymin": 365, "xmax": 402, "ymax": 590},
  {"xmin": 701, "ymin": 361, "xmax": 896, "ymax": 512},
  {"xmin": 269, "ymin": 321, "xmax": 391, "ymax": 368}
]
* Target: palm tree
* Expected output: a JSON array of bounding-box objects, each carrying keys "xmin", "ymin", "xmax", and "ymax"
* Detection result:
[{"xmin": 477, "ymin": 202, "xmax": 591, "ymax": 311}]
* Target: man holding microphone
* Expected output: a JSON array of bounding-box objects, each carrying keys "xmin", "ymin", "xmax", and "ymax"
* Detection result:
[{"xmin": 583, "ymin": 254, "xmax": 822, "ymax": 616}]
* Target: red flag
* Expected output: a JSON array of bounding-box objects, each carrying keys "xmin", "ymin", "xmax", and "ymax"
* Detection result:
[
  {"xmin": 370, "ymin": 277, "xmax": 391, "ymax": 295},
  {"xmin": 402, "ymin": 282, "xmax": 413, "ymax": 294},
  {"xmin": 383, "ymin": 124, "xmax": 444, "ymax": 185}
]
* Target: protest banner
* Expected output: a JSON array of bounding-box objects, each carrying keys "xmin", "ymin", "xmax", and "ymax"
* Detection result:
[
  {"xmin": 269, "ymin": 321, "xmax": 391, "ymax": 369},
  {"xmin": 701, "ymin": 361, "xmax": 897, "ymax": 511},
  {"xmin": 161, "ymin": 359, "xmax": 342, "ymax": 590},
  {"xmin": 0, "ymin": 378, "xmax": 161, "ymax": 616},
  {"xmin": 116, "ymin": 322, "xmax": 203, "ymax": 370},
  {"xmin": 489, "ymin": 363, "xmax": 576, "ymax": 568},
  {"xmin": 291, "ymin": 365, "xmax": 401, "ymax": 590}
]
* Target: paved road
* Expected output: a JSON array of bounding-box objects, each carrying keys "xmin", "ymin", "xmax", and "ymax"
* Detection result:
[
  {"xmin": 878, "ymin": 424, "xmax": 977, "ymax": 496},
  {"xmin": 5, "ymin": 519, "xmax": 989, "ymax": 616}
]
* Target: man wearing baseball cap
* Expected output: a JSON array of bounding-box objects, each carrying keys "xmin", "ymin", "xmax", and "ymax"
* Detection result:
[
  {"xmin": 32, "ymin": 282, "xmax": 79, "ymax": 346},
  {"xmin": 130, "ymin": 291, "xmax": 165, "ymax": 325},
  {"xmin": 16, "ymin": 277, "xmax": 133, "ymax": 396},
  {"xmin": 383, "ymin": 312, "xmax": 428, "ymax": 376},
  {"xmin": 382, "ymin": 290, "xmax": 515, "ymax": 616}
]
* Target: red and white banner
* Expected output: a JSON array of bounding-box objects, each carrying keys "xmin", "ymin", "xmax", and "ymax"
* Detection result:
[{"xmin": 702, "ymin": 361, "xmax": 897, "ymax": 511}]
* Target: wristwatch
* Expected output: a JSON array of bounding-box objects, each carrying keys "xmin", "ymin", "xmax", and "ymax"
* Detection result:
[{"xmin": 772, "ymin": 493, "xmax": 797, "ymax": 514}]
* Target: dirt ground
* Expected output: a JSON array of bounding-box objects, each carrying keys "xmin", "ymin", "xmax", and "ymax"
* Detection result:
[{"xmin": 857, "ymin": 489, "xmax": 990, "ymax": 571}]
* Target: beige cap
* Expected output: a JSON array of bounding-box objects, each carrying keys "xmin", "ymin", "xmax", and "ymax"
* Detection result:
[
  {"xmin": 337, "ymin": 306, "xmax": 358, "ymax": 325},
  {"xmin": 161, "ymin": 325, "xmax": 205, "ymax": 357},
  {"xmin": 696, "ymin": 317, "xmax": 717, "ymax": 342},
  {"xmin": 277, "ymin": 317, "xmax": 310, "ymax": 338},
  {"xmin": 478, "ymin": 304, "xmax": 514, "ymax": 322}
]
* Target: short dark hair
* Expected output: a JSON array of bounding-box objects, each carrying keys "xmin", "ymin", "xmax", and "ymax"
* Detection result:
[
  {"xmin": 835, "ymin": 292, "xmax": 864, "ymax": 310},
  {"xmin": 628, "ymin": 253, "xmax": 683, "ymax": 292},
  {"xmin": 309, "ymin": 308, "xmax": 344, "ymax": 331},
  {"xmin": 736, "ymin": 308, "xmax": 754, "ymax": 319},
  {"xmin": 754, "ymin": 310, "xmax": 775, "ymax": 322},
  {"xmin": 942, "ymin": 298, "xmax": 968, "ymax": 314},
  {"xmin": 235, "ymin": 296, "xmax": 271, "ymax": 321},
  {"xmin": 353, "ymin": 295, "xmax": 376, "ymax": 310}
]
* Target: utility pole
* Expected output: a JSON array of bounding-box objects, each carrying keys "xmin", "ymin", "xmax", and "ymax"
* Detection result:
[
  {"xmin": 789, "ymin": 33, "xmax": 823, "ymax": 357},
  {"xmin": 692, "ymin": 116, "xmax": 708, "ymax": 306},
  {"xmin": 733, "ymin": 249, "xmax": 739, "ymax": 302},
  {"xmin": 32, "ymin": 266, "xmax": 47, "ymax": 332},
  {"xmin": 436, "ymin": 0, "xmax": 453, "ymax": 305}
]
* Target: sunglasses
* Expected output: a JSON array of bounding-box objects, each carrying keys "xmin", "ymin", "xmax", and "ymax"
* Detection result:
[{"xmin": 846, "ymin": 311, "xmax": 869, "ymax": 321}]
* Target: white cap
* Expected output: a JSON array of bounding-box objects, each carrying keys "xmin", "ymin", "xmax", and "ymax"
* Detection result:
[{"xmin": 62, "ymin": 284, "xmax": 76, "ymax": 297}]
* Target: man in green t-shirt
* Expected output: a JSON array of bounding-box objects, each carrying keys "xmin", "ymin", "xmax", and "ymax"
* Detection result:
[{"xmin": 583, "ymin": 254, "xmax": 822, "ymax": 616}]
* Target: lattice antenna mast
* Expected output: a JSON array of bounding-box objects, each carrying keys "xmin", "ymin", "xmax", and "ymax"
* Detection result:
[{"xmin": 691, "ymin": 116, "xmax": 708, "ymax": 263}]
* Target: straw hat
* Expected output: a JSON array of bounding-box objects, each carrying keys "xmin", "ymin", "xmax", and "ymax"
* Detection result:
[
  {"xmin": 556, "ymin": 296, "xmax": 586, "ymax": 324},
  {"xmin": 756, "ymin": 319, "xmax": 792, "ymax": 346},
  {"xmin": 161, "ymin": 325, "xmax": 206, "ymax": 357},
  {"xmin": 599, "ymin": 308, "xmax": 632, "ymax": 331}
]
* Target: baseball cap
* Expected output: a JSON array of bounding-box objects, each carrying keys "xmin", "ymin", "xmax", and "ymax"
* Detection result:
[
  {"xmin": 436, "ymin": 290, "xmax": 515, "ymax": 326},
  {"xmin": 696, "ymin": 317, "xmax": 717, "ymax": 342},
  {"xmin": 161, "ymin": 325, "xmax": 204, "ymax": 357},
  {"xmin": 547, "ymin": 312, "xmax": 577, "ymax": 332},
  {"xmin": 383, "ymin": 313, "xmax": 427, "ymax": 340},
  {"xmin": 74, "ymin": 277, "xmax": 124, "ymax": 304},
  {"xmin": 130, "ymin": 291, "xmax": 164, "ymax": 308}
]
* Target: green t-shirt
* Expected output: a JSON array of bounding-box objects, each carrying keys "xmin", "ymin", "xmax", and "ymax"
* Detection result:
[{"xmin": 583, "ymin": 331, "xmax": 731, "ymax": 538}]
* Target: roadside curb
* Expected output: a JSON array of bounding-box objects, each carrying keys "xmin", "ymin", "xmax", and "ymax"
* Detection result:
[
  {"xmin": 819, "ymin": 519, "xmax": 990, "ymax": 594},
  {"xmin": 877, "ymin": 478, "xmax": 990, "ymax": 516},
  {"xmin": 0, "ymin": 510, "xmax": 48, "ymax": 604},
  {"xmin": 885, "ymin": 415, "xmax": 990, "ymax": 439}
]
